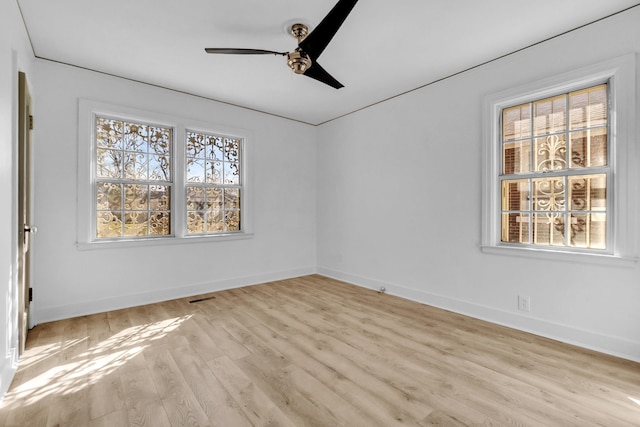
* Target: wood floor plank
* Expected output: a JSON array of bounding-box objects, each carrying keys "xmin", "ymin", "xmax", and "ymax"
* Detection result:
[
  {"xmin": 173, "ymin": 315, "xmax": 225, "ymax": 361},
  {"xmin": 192, "ymin": 316, "xmax": 251, "ymax": 361},
  {"xmin": 88, "ymin": 409, "xmax": 130, "ymax": 427},
  {"xmin": 88, "ymin": 369, "xmax": 125, "ymax": 421},
  {"xmin": 235, "ymin": 352, "xmax": 363, "ymax": 427},
  {"xmin": 45, "ymin": 390, "xmax": 90, "ymax": 427},
  {"xmin": 127, "ymin": 399, "xmax": 172, "ymax": 427},
  {"xmin": 145, "ymin": 345, "xmax": 211, "ymax": 427},
  {"xmin": 168, "ymin": 343, "xmax": 252, "ymax": 427},
  {"xmin": 119, "ymin": 367, "xmax": 162, "ymax": 409},
  {"xmin": 207, "ymin": 355, "xmax": 297, "ymax": 427},
  {"xmin": 2, "ymin": 275, "xmax": 640, "ymax": 426}
]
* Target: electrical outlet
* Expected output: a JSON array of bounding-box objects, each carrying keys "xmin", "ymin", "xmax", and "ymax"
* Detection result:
[{"xmin": 518, "ymin": 295, "xmax": 531, "ymax": 312}]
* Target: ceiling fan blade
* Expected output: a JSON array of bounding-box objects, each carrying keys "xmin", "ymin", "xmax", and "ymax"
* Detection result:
[
  {"xmin": 205, "ymin": 48, "xmax": 287, "ymax": 56},
  {"xmin": 303, "ymin": 61, "xmax": 344, "ymax": 89},
  {"xmin": 298, "ymin": 0, "xmax": 358, "ymax": 60}
]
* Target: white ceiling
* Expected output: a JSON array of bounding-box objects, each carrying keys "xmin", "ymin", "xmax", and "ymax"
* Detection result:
[{"xmin": 17, "ymin": 0, "xmax": 639, "ymax": 125}]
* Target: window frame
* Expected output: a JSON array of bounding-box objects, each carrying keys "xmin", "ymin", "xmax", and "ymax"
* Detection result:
[
  {"xmin": 500, "ymin": 84, "xmax": 610, "ymax": 251},
  {"xmin": 481, "ymin": 54, "xmax": 638, "ymax": 265},
  {"xmin": 93, "ymin": 114, "xmax": 175, "ymax": 240},
  {"xmin": 184, "ymin": 128, "xmax": 244, "ymax": 236},
  {"xmin": 77, "ymin": 99, "xmax": 253, "ymax": 249}
]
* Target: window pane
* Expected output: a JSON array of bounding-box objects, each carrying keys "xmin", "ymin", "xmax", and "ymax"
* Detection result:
[
  {"xmin": 150, "ymin": 212, "xmax": 170, "ymax": 236},
  {"xmin": 187, "ymin": 211, "xmax": 206, "ymax": 233},
  {"xmin": 503, "ymin": 141, "xmax": 530, "ymax": 174},
  {"xmin": 125, "ymin": 184, "xmax": 148, "ymax": 210},
  {"xmin": 224, "ymin": 138, "xmax": 241, "ymax": 162},
  {"xmin": 97, "ymin": 211, "xmax": 122, "ymax": 238},
  {"xmin": 206, "ymin": 160, "xmax": 223, "ymax": 184},
  {"xmin": 150, "ymin": 185, "xmax": 170, "ymax": 211},
  {"xmin": 224, "ymin": 162, "xmax": 240, "ymax": 185},
  {"xmin": 534, "ymin": 135, "xmax": 566, "ymax": 172},
  {"xmin": 207, "ymin": 210, "xmax": 224, "ymax": 232},
  {"xmin": 96, "ymin": 118, "xmax": 122, "ymax": 149},
  {"xmin": 207, "ymin": 135, "xmax": 224, "ymax": 160},
  {"xmin": 569, "ymin": 174, "xmax": 606, "ymax": 211},
  {"xmin": 502, "ymin": 180, "xmax": 529, "ymax": 211},
  {"xmin": 533, "ymin": 178, "xmax": 565, "ymax": 211},
  {"xmin": 149, "ymin": 126, "xmax": 171, "ymax": 155},
  {"xmin": 206, "ymin": 188, "xmax": 223, "ymax": 210},
  {"xmin": 533, "ymin": 213, "xmax": 565, "ymax": 246},
  {"xmin": 124, "ymin": 212, "xmax": 148, "ymax": 236},
  {"xmin": 224, "ymin": 188, "xmax": 240, "ymax": 210},
  {"xmin": 225, "ymin": 210, "xmax": 241, "ymax": 231},
  {"xmin": 569, "ymin": 128, "xmax": 607, "ymax": 168},
  {"xmin": 187, "ymin": 132, "xmax": 206, "ymax": 157},
  {"xmin": 149, "ymin": 154, "xmax": 171, "ymax": 181},
  {"xmin": 569, "ymin": 213, "xmax": 606, "ymax": 249},
  {"xmin": 96, "ymin": 149, "xmax": 122, "ymax": 178},
  {"xmin": 186, "ymin": 158, "xmax": 205, "ymax": 183},
  {"xmin": 97, "ymin": 182, "xmax": 122, "ymax": 211},
  {"xmin": 501, "ymin": 213, "xmax": 530, "ymax": 244},
  {"xmin": 533, "ymin": 95, "xmax": 566, "ymax": 136},
  {"xmin": 569, "ymin": 84, "xmax": 607, "ymax": 130},
  {"xmin": 502, "ymin": 104, "xmax": 531, "ymax": 142},
  {"xmin": 186, "ymin": 186, "xmax": 204, "ymax": 210},
  {"xmin": 124, "ymin": 152, "xmax": 149, "ymax": 180},
  {"xmin": 123, "ymin": 122, "xmax": 148, "ymax": 152}
]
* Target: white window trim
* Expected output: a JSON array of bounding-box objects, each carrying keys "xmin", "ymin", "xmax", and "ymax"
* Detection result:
[
  {"xmin": 77, "ymin": 99, "xmax": 253, "ymax": 250},
  {"xmin": 481, "ymin": 54, "xmax": 638, "ymax": 266}
]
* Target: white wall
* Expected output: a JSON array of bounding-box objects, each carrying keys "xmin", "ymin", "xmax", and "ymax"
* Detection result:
[
  {"xmin": 0, "ymin": 0, "xmax": 35, "ymax": 398},
  {"xmin": 31, "ymin": 60, "xmax": 317, "ymax": 323},
  {"xmin": 317, "ymin": 8, "xmax": 640, "ymax": 362}
]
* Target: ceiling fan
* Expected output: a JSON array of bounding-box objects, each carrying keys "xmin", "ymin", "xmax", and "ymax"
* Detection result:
[{"xmin": 204, "ymin": 0, "xmax": 359, "ymax": 89}]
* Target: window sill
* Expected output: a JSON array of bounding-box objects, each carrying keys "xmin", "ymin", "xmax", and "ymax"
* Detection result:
[
  {"xmin": 76, "ymin": 232, "xmax": 254, "ymax": 251},
  {"xmin": 480, "ymin": 245, "xmax": 639, "ymax": 267}
]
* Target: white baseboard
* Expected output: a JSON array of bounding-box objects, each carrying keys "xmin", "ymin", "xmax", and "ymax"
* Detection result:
[
  {"xmin": 33, "ymin": 267, "xmax": 316, "ymax": 324},
  {"xmin": 0, "ymin": 350, "xmax": 18, "ymax": 403},
  {"xmin": 316, "ymin": 267, "xmax": 640, "ymax": 364}
]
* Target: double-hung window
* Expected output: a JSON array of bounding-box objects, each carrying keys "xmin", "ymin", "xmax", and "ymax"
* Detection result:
[
  {"xmin": 95, "ymin": 116, "xmax": 173, "ymax": 239},
  {"xmin": 78, "ymin": 100, "xmax": 250, "ymax": 247},
  {"xmin": 482, "ymin": 55, "xmax": 637, "ymax": 263},
  {"xmin": 500, "ymin": 84, "xmax": 608, "ymax": 249},
  {"xmin": 185, "ymin": 130, "xmax": 241, "ymax": 234}
]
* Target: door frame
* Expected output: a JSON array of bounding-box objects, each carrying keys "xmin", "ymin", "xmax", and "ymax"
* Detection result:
[{"xmin": 17, "ymin": 71, "xmax": 33, "ymax": 355}]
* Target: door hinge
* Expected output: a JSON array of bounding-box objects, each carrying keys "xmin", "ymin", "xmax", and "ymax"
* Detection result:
[
  {"xmin": 29, "ymin": 288, "xmax": 33, "ymax": 302},
  {"xmin": 29, "ymin": 115, "xmax": 34, "ymax": 130}
]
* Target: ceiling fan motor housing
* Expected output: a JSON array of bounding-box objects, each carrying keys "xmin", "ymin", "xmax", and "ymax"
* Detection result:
[{"xmin": 287, "ymin": 50, "xmax": 312, "ymax": 74}]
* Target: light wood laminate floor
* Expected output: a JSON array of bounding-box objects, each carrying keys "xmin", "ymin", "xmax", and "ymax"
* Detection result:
[{"xmin": 1, "ymin": 275, "xmax": 639, "ymax": 426}]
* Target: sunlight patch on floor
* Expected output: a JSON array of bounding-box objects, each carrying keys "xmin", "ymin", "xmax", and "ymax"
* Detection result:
[{"xmin": 1, "ymin": 315, "xmax": 190, "ymax": 409}]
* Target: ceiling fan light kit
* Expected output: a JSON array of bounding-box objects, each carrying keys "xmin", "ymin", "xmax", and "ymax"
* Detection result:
[
  {"xmin": 287, "ymin": 49, "xmax": 312, "ymax": 75},
  {"xmin": 204, "ymin": 0, "xmax": 359, "ymax": 89}
]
